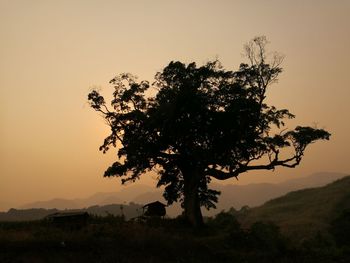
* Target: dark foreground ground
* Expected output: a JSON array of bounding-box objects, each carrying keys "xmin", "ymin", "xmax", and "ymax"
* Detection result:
[{"xmin": 1, "ymin": 214, "xmax": 350, "ymax": 263}]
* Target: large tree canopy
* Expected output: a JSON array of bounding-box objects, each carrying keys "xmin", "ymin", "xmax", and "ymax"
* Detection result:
[{"xmin": 88, "ymin": 37, "xmax": 330, "ymax": 227}]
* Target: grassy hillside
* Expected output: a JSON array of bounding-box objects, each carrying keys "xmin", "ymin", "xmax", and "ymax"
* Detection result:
[
  {"xmin": 2, "ymin": 212, "xmax": 349, "ymax": 263},
  {"xmin": 241, "ymin": 175, "xmax": 350, "ymax": 241},
  {"xmin": 2, "ymin": 176, "xmax": 350, "ymax": 262}
]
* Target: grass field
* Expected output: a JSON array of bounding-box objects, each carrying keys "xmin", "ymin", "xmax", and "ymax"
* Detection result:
[
  {"xmin": 0, "ymin": 213, "xmax": 350, "ymax": 263},
  {"xmin": 1, "ymin": 177, "xmax": 350, "ymax": 262}
]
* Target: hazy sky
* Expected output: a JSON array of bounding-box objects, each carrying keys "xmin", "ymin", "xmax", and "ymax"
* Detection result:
[{"xmin": 1, "ymin": 0, "xmax": 349, "ymax": 210}]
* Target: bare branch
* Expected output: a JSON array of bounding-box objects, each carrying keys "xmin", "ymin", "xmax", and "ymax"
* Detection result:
[{"xmin": 206, "ymin": 152, "xmax": 301, "ymax": 181}]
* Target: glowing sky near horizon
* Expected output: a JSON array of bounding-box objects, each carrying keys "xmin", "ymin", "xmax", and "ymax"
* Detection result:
[{"xmin": 1, "ymin": 0, "xmax": 350, "ymax": 210}]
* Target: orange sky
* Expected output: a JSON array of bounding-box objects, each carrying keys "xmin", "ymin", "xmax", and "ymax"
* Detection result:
[{"xmin": 1, "ymin": 0, "xmax": 349, "ymax": 210}]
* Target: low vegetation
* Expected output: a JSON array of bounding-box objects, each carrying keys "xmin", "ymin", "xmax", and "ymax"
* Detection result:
[
  {"xmin": 1, "ymin": 177, "xmax": 349, "ymax": 262},
  {"xmin": 241, "ymin": 176, "xmax": 350, "ymax": 242},
  {"xmin": 0, "ymin": 210, "xmax": 350, "ymax": 263}
]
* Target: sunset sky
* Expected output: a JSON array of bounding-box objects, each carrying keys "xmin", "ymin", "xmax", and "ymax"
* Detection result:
[{"xmin": 1, "ymin": 0, "xmax": 349, "ymax": 211}]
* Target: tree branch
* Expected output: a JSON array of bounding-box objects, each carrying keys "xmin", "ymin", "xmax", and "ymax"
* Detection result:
[{"xmin": 206, "ymin": 153, "xmax": 301, "ymax": 180}]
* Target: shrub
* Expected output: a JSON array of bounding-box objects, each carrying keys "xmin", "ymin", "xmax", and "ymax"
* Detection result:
[{"xmin": 330, "ymin": 209, "xmax": 350, "ymax": 247}]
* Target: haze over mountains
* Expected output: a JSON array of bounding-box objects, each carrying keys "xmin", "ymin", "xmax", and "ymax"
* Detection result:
[
  {"xmin": 241, "ymin": 175, "xmax": 350, "ymax": 241},
  {"xmin": 0, "ymin": 203, "xmax": 143, "ymax": 222},
  {"xmin": 10, "ymin": 172, "xmax": 346, "ymax": 218},
  {"xmin": 211, "ymin": 172, "xmax": 348, "ymax": 216}
]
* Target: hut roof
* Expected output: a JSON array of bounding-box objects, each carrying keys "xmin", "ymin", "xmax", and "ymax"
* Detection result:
[
  {"xmin": 45, "ymin": 211, "xmax": 89, "ymax": 219},
  {"xmin": 142, "ymin": 201, "xmax": 166, "ymax": 209}
]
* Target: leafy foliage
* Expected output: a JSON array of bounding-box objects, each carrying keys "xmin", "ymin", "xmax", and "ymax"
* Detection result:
[{"xmin": 88, "ymin": 37, "xmax": 330, "ymax": 224}]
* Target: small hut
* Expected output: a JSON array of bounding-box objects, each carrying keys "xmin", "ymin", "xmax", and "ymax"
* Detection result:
[{"xmin": 142, "ymin": 201, "xmax": 166, "ymax": 217}]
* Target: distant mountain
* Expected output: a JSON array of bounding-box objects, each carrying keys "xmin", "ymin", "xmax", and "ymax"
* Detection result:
[
  {"xmin": 132, "ymin": 191, "xmax": 164, "ymax": 205},
  {"xmin": 20, "ymin": 198, "xmax": 80, "ymax": 210},
  {"xmin": 127, "ymin": 172, "xmax": 347, "ymax": 217},
  {"xmin": 118, "ymin": 184, "xmax": 156, "ymax": 202},
  {"xmin": 19, "ymin": 184, "xmax": 155, "ymax": 210},
  {"xmin": 208, "ymin": 172, "xmax": 347, "ymax": 216},
  {"xmin": 0, "ymin": 203, "xmax": 143, "ymax": 221},
  {"xmin": 75, "ymin": 192, "xmax": 123, "ymax": 207},
  {"xmin": 86, "ymin": 203, "xmax": 142, "ymax": 219},
  {"xmin": 0, "ymin": 208, "xmax": 59, "ymax": 221},
  {"xmin": 278, "ymin": 172, "xmax": 349, "ymax": 189},
  {"xmin": 17, "ymin": 172, "xmax": 347, "ymax": 218},
  {"xmin": 241, "ymin": 175, "xmax": 350, "ymax": 240}
]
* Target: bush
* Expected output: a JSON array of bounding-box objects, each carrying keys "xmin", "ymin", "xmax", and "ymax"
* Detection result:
[
  {"xmin": 209, "ymin": 211, "xmax": 240, "ymax": 230},
  {"xmin": 248, "ymin": 221, "xmax": 288, "ymax": 252},
  {"xmin": 330, "ymin": 209, "xmax": 350, "ymax": 247}
]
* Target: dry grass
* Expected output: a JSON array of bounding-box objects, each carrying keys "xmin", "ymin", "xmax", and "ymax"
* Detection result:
[{"xmin": 241, "ymin": 176, "xmax": 350, "ymax": 241}]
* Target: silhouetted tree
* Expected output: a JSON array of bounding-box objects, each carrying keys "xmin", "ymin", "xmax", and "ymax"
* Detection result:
[{"xmin": 88, "ymin": 37, "xmax": 330, "ymax": 227}]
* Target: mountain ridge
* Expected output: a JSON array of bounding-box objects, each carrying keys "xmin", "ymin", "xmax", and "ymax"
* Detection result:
[
  {"xmin": 241, "ymin": 175, "xmax": 350, "ymax": 241},
  {"xmin": 0, "ymin": 203, "xmax": 143, "ymax": 222},
  {"xmin": 13, "ymin": 172, "xmax": 347, "ymax": 217}
]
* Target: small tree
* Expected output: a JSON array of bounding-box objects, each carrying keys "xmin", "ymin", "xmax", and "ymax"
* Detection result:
[{"xmin": 88, "ymin": 37, "xmax": 330, "ymax": 227}]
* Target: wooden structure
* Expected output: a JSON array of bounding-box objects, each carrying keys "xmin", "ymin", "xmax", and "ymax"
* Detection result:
[
  {"xmin": 142, "ymin": 201, "xmax": 166, "ymax": 217},
  {"xmin": 45, "ymin": 211, "xmax": 89, "ymax": 229}
]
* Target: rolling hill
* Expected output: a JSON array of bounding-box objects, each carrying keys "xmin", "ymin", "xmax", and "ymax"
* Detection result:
[
  {"xmin": 0, "ymin": 203, "xmax": 143, "ymax": 221},
  {"xmin": 241, "ymin": 175, "xmax": 350, "ymax": 241},
  {"xmin": 1, "ymin": 172, "xmax": 348, "ymax": 224},
  {"xmin": 15, "ymin": 172, "xmax": 346, "ymax": 218}
]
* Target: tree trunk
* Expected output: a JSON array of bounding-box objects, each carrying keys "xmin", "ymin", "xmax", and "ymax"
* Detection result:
[{"xmin": 183, "ymin": 169, "xmax": 203, "ymax": 228}]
